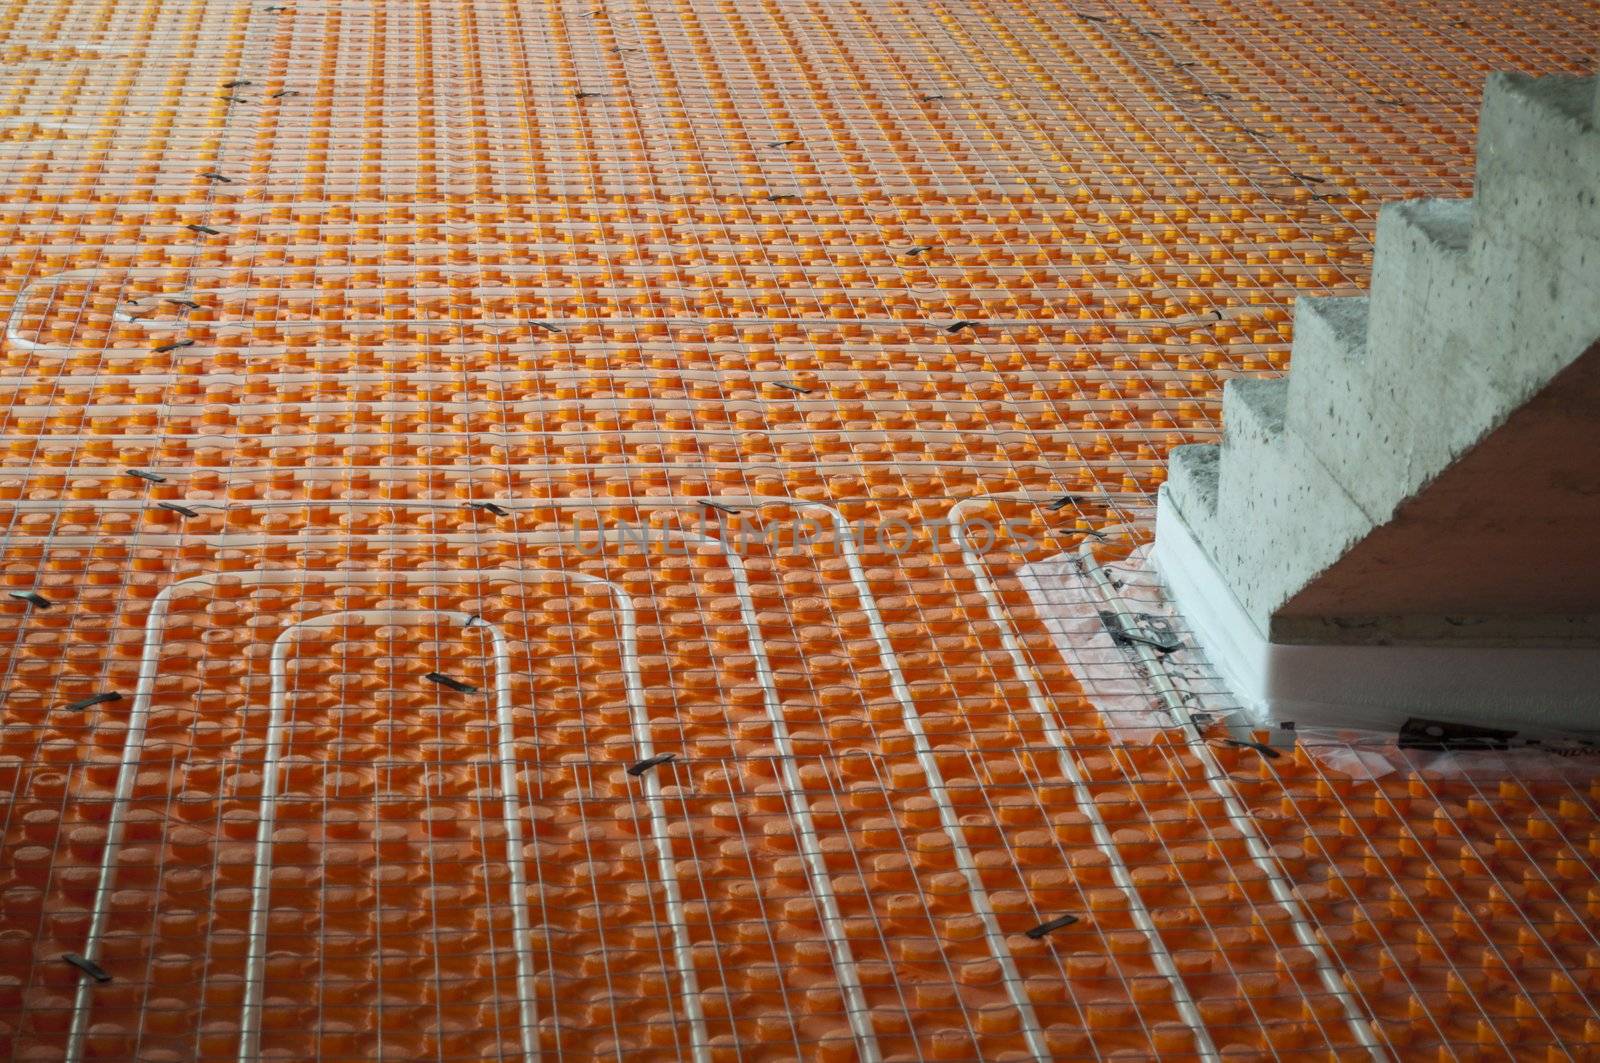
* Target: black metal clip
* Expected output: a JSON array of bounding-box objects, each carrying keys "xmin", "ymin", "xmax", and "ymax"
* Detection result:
[
  {"xmin": 65, "ymin": 691, "xmax": 123, "ymax": 712},
  {"xmin": 765, "ymin": 139, "xmax": 798, "ymax": 148},
  {"xmin": 944, "ymin": 320, "xmax": 977, "ymax": 334},
  {"xmin": 163, "ymin": 298, "xmax": 201, "ymax": 310},
  {"xmin": 270, "ymin": 90, "xmax": 299, "ymax": 99},
  {"xmin": 1046, "ymin": 494, "xmax": 1078, "ymax": 512},
  {"xmin": 466, "ymin": 501, "xmax": 511, "ymax": 517},
  {"xmin": 63, "ymin": 954, "xmax": 111, "ymax": 983},
  {"xmin": 8, "ymin": 590, "xmax": 52, "ymax": 608},
  {"xmin": 627, "ymin": 752, "xmax": 676, "ymax": 776},
  {"xmin": 200, "ymin": 172, "xmax": 233, "ymax": 183},
  {"xmin": 1398, "ymin": 717, "xmax": 1515, "ymax": 752},
  {"xmin": 528, "ymin": 320, "xmax": 562, "ymax": 332},
  {"xmin": 766, "ymin": 193, "xmax": 798, "ymax": 202},
  {"xmin": 1099, "ymin": 612, "xmax": 1181, "ymax": 653},
  {"xmin": 126, "ymin": 468, "xmax": 166, "ymax": 483},
  {"xmin": 223, "ymin": 80, "xmax": 253, "ymax": 88},
  {"xmin": 905, "ymin": 245, "xmax": 933, "ymax": 255},
  {"xmin": 186, "ymin": 224, "xmax": 221, "ymax": 236},
  {"xmin": 700, "ymin": 500, "xmax": 740, "ymax": 515},
  {"xmin": 1220, "ymin": 737, "xmax": 1281, "ymax": 759},
  {"xmin": 574, "ymin": 90, "xmax": 601, "ymax": 100},
  {"xmin": 157, "ymin": 502, "xmax": 200, "ymax": 518},
  {"xmin": 425, "ymin": 672, "xmax": 478, "ymax": 694},
  {"xmin": 770, "ymin": 381, "xmax": 810, "ymax": 395},
  {"xmin": 154, "ymin": 339, "xmax": 195, "ymax": 353},
  {"xmin": 1024, "ymin": 914, "xmax": 1079, "ymax": 939}
]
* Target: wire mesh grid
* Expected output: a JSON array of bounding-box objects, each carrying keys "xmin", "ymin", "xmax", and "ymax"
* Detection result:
[{"xmin": 1, "ymin": 0, "xmax": 1599, "ymax": 1057}]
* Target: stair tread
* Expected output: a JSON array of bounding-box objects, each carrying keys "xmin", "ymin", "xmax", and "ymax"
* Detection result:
[
  {"xmin": 1497, "ymin": 72, "xmax": 1596, "ymax": 129},
  {"xmin": 1223, "ymin": 376, "xmax": 1288, "ymax": 436},
  {"xmin": 1390, "ymin": 198, "xmax": 1472, "ymax": 253}
]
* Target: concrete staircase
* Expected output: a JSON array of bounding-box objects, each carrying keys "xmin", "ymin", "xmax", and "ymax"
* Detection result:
[{"xmin": 1155, "ymin": 73, "xmax": 1600, "ymax": 729}]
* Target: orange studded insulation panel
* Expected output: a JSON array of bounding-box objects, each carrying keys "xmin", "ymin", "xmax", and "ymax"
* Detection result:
[{"xmin": 2, "ymin": 0, "xmax": 1599, "ymax": 1059}]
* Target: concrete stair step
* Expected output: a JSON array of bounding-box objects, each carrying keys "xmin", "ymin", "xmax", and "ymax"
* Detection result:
[
  {"xmin": 1466, "ymin": 73, "xmax": 1600, "ymax": 393},
  {"xmin": 1365, "ymin": 198, "xmax": 1473, "ymax": 377},
  {"xmin": 1283, "ymin": 294, "xmax": 1369, "ymax": 450},
  {"xmin": 1290, "ymin": 280, "xmax": 1509, "ymax": 520},
  {"xmin": 1206, "ymin": 376, "xmax": 1373, "ymax": 623},
  {"xmin": 1475, "ymin": 74, "xmax": 1599, "ymax": 248},
  {"xmin": 1164, "ymin": 443, "xmax": 1218, "ymax": 521}
]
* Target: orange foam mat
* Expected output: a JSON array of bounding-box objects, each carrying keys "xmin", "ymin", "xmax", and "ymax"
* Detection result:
[{"xmin": 1, "ymin": 0, "xmax": 1598, "ymax": 1058}]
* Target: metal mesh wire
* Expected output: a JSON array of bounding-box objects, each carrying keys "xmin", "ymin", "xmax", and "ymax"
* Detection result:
[{"xmin": 1, "ymin": 0, "xmax": 1597, "ymax": 1057}]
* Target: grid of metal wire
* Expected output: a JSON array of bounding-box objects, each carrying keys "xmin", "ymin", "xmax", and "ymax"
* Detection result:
[{"xmin": 1, "ymin": 0, "xmax": 1598, "ymax": 1057}]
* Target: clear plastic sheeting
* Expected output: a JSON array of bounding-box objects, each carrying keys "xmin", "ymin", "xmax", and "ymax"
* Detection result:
[
  {"xmin": 1296, "ymin": 725, "xmax": 1600, "ymax": 784},
  {"xmin": 1019, "ymin": 542, "xmax": 1239, "ymax": 743}
]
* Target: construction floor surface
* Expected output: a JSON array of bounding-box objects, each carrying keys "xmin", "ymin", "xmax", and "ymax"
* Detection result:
[{"xmin": 1, "ymin": 0, "xmax": 1598, "ymax": 1058}]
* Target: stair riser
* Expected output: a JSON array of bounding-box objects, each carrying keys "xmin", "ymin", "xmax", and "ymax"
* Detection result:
[
  {"xmin": 1211, "ymin": 379, "xmax": 1372, "ymax": 625},
  {"xmin": 1364, "ymin": 200, "xmax": 1472, "ymax": 386},
  {"xmin": 1164, "ymin": 443, "xmax": 1220, "ymax": 521}
]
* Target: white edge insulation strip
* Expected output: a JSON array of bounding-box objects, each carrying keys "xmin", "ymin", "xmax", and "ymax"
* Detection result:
[{"xmin": 1152, "ymin": 488, "xmax": 1600, "ymax": 733}]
